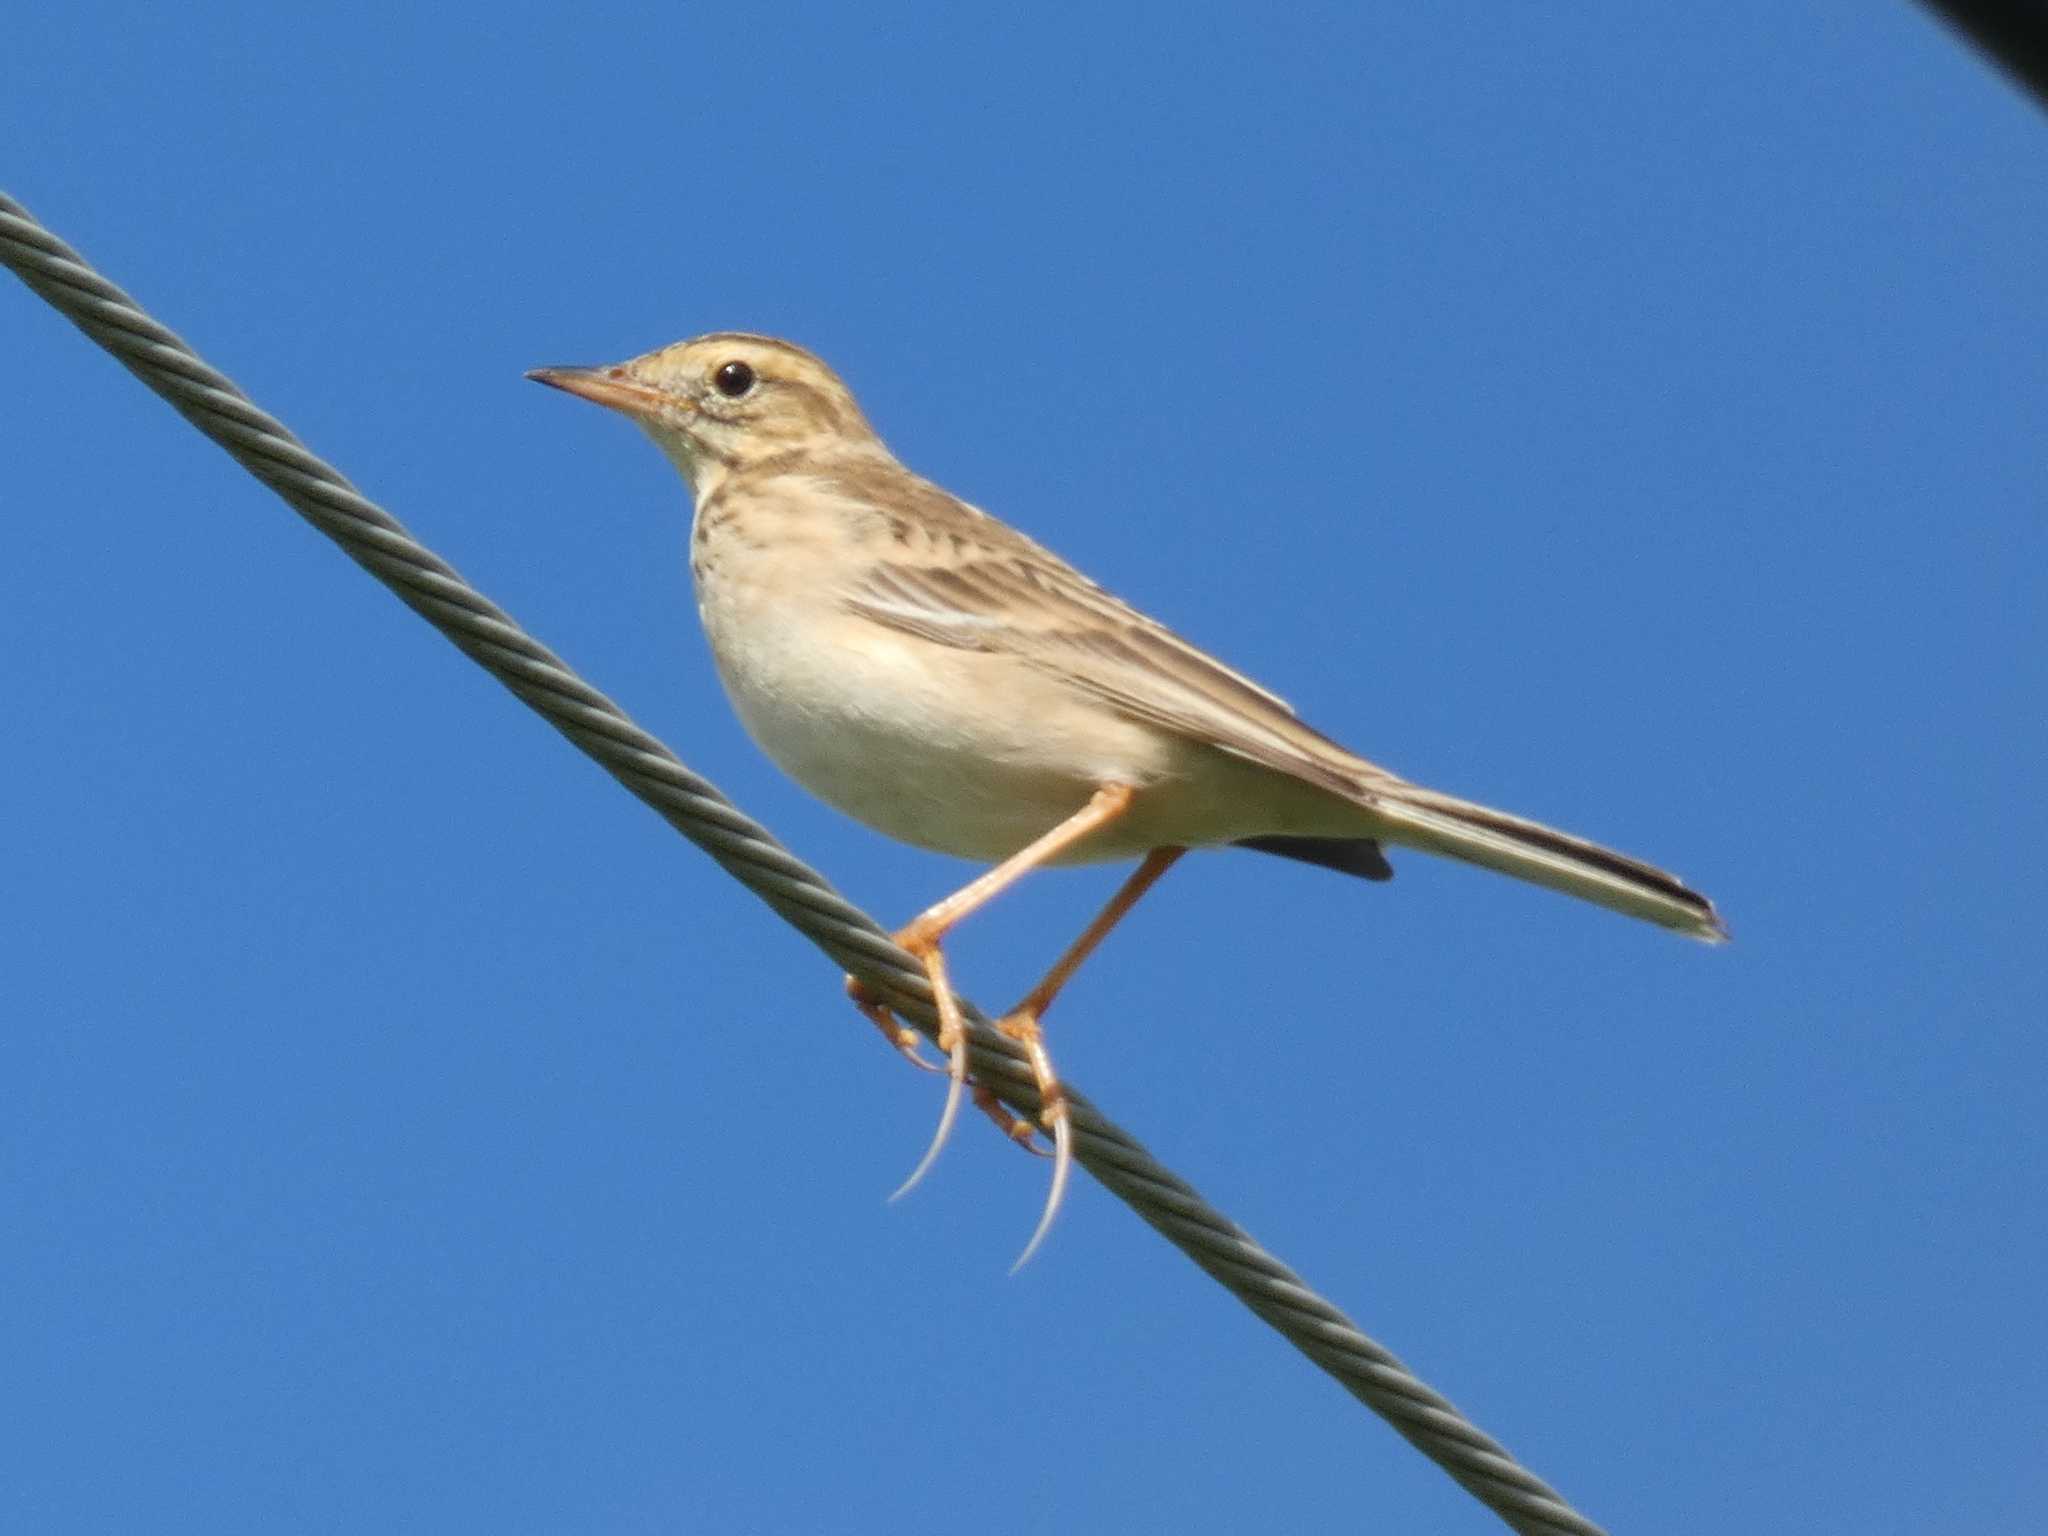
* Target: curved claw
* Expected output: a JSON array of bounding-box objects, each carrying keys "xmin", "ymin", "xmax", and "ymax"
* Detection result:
[
  {"xmin": 891, "ymin": 1034, "xmax": 948, "ymax": 1075},
  {"xmin": 888, "ymin": 1027, "xmax": 969, "ymax": 1203},
  {"xmin": 972, "ymin": 1083, "xmax": 1054, "ymax": 1156},
  {"xmin": 846, "ymin": 974, "xmax": 946, "ymax": 1073},
  {"xmin": 1009, "ymin": 1102, "xmax": 1073, "ymax": 1274}
]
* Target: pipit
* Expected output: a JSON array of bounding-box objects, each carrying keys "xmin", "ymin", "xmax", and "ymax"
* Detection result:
[{"xmin": 531, "ymin": 333, "xmax": 1724, "ymax": 1265}]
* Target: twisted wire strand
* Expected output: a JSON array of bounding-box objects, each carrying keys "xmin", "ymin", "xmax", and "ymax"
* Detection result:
[{"xmin": 2, "ymin": 189, "xmax": 1605, "ymax": 1536}]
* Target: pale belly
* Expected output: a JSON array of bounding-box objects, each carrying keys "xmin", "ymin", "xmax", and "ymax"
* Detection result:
[{"xmin": 695, "ymin": 570, "xmax": 1354, "ymax": 863}]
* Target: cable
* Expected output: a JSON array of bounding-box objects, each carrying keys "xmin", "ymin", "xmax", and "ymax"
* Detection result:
[
  {"xmin": 1917, "ymin": 0, "xmax": 2048, "ymax": 109},
  {"xmin": 2, "ymin": 188, "xmax": 1606, "ymax": 1536}
]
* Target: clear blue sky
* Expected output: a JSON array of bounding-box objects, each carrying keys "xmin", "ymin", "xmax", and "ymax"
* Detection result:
[{"xmin": 5, "ymin": 6, "xmax": 2043, "ymax": 1533}]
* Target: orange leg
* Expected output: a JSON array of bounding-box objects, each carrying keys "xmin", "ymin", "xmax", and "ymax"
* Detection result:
[
  {"xmin": 996, "ymin": 845, "xmax": 1185, "ymax": 1270},
  {"xmin": 894, "ymin": 783, "xmax": 1139, "ymax": 953},
  {"xmin": 966, "ymin": 844, "xmax": 1187, "ymax": 1146},
  {"xmin": 1006, "ymin": 845, "xmax": 1185, "ymax": 1026},
  {"xmin": 847, "ymin": 784, "xmax": 1140, "ymax": 1201}
]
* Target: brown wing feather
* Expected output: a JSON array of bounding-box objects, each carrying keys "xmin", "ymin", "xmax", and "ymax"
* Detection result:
[{"xmin": 828, "ymin": 466, "xmax": 1390, "ymax": 804}]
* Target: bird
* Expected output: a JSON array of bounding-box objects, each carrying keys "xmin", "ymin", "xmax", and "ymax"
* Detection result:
[{"xmin": 529, "ymin": 332, "xmax": 1724, "ymax": 1266}]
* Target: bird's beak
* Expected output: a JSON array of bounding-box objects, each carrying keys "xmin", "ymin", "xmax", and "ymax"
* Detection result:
[{"xmin": 525, "ymin": 364, "xmax": 678, "ymax": 419}]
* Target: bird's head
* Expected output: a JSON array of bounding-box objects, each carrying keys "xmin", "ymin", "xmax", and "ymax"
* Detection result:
[{"xmin": 528, "ymin": 332, "xmax": 877, "ymax": 495}]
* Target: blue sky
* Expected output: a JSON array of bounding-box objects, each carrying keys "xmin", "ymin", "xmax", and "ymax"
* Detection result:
[{"xmin": 4, "ymin": 5, "xmax": 2043, "ymax": 1533}]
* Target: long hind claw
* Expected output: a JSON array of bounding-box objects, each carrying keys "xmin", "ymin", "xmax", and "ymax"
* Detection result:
[
  {"xmin": 1000, "ymin": 1012, "xmax": 1073, "ymax": 1272},
  {"xmin": 886, "ymin": 941, "xmax": 973, "ymax": 1201},
  {"xmin": 889, "ymin": 1024, "xmax": 969, "ymax": 1202},
  {"xmin": 1011, "ymin": 1103, "xmax": 1072, "ymax": 1274}
]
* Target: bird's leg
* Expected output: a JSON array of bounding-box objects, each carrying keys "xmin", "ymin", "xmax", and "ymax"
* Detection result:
[
  {"xmin": 996, "ymin": 845, "xmax": 1184, "ymax": 1270},
  {"xmin": 977, "ymin": 846, "xmax": 1186, "ymax": 1146},
  {"xmin": 848, "ymin": 783, "xmax": 1138, "ymax": 1202}
]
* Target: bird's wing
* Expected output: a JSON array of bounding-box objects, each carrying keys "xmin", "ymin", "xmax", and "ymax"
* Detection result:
[
  {"xmin": 834, "ymin": 471, "xmax": 1393, "ymax": 804},
  {"xmin": 832, "ymin": 468, "xmax": 1724, "ymax": 939}
]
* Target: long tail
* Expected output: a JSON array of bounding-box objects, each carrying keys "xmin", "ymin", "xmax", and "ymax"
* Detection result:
[{"xmin": 1367, "ymin": 782, "xmax": 1726, "ymax": 942}]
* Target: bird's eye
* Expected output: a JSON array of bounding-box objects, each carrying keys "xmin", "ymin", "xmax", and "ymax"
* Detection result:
[{"xmin": 713, "ymin": 360, "xmax": 756, "ymax": 398}]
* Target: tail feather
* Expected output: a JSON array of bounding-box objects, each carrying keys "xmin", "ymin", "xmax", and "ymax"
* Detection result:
[{"xmin": 1368, "ymin": 783, "xmax": 1726, "ymax": 942}]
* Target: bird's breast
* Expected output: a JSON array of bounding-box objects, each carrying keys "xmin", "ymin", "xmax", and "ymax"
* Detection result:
[
  {"xmin": 686, "ymin": 491, "xmax": 1369, "ymax": 862},
  {"xmin": 689, "ymin": 532, "xmax": 1182, "ymax": 858}
]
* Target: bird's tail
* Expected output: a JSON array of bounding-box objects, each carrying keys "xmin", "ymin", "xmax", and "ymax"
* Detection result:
[{"xmin": 1367, "ymin": 782, "xmax": 1726, "ymax": 942}]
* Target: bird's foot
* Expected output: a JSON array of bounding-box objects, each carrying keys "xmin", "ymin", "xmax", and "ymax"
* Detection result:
[
  {"xmin": 995, "ymin": 1008, "xmax": 1072, "ymax": 1272},
  {"xmin": 879, "ymin": 931, "xmax": 972, "ymax": 1202},
  {"xmin": 844, "ymin": 972, "xmax": 945, "ymax": 1074},
  {"xmin": 849, "ymin": 929, "xmax": 1072, "ymax": 1269}
]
